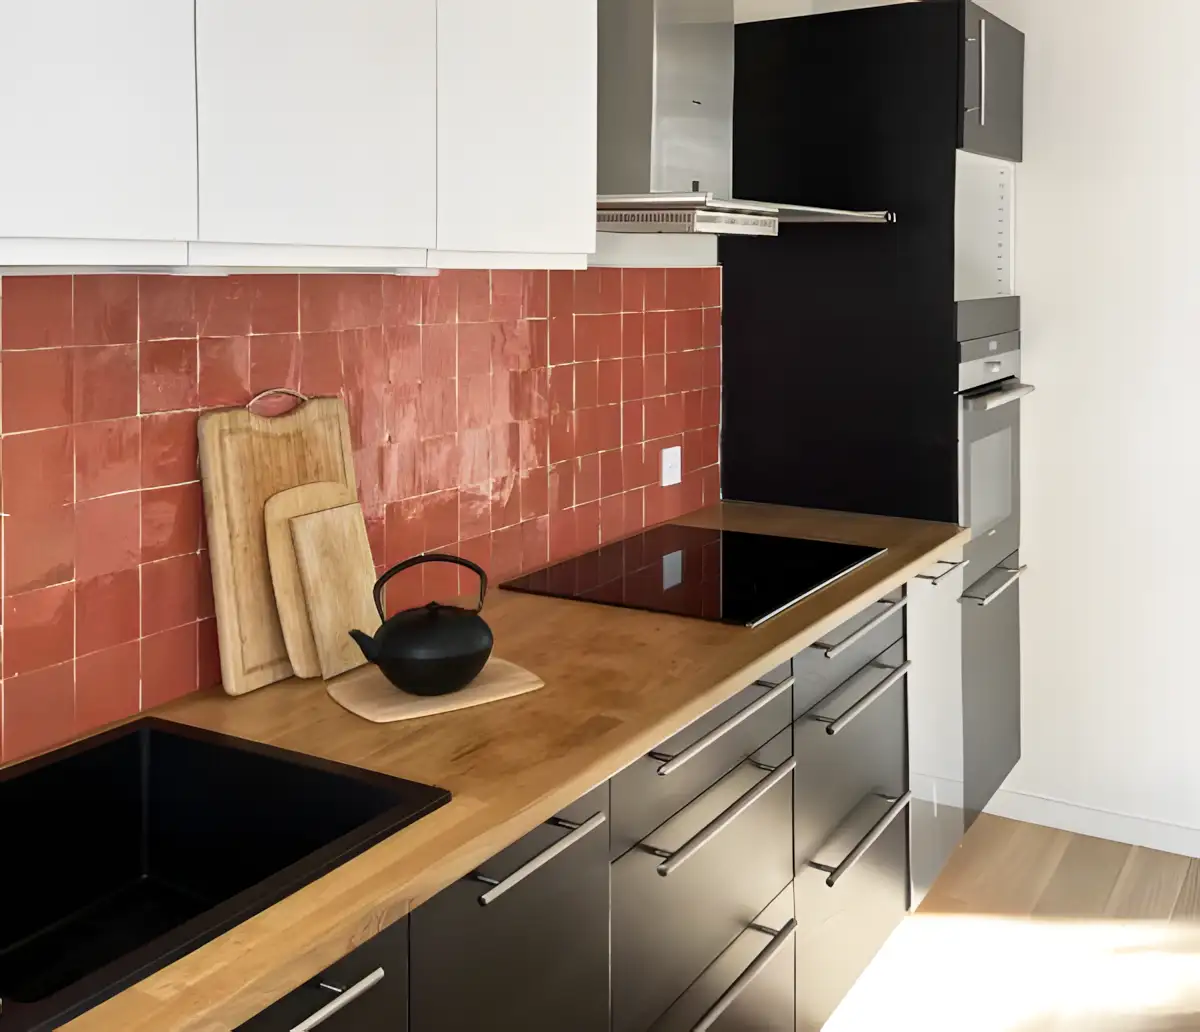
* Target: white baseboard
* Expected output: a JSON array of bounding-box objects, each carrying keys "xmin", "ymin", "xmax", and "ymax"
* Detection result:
[{"xmin": 985, "ymin": 788, "xmax": 1200, "ymax": 859}]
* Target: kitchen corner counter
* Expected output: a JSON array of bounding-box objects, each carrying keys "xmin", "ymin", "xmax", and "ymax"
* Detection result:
[{"xmin": 62, "ymin": 502, "xmax": 967, "ymax": 1032}]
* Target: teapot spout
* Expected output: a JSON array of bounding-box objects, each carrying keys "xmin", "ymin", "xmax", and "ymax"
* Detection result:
[{"xmin": 348, "ymin": 628, "xmax": 380, "ymax": 663}]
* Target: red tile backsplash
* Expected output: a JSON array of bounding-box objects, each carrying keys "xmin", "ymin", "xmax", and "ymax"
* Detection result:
[{"xmin": 0, "ymin": 266, "xmax": 721, "ymax": 763}]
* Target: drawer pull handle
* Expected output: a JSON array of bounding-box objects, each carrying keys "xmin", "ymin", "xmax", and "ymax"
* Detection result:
[
  {"xmin": 959, "ymin": 565, "xmax": 1026, "ymax": 607},
  {"xmin": 691, "ymin": 918, "xmax": 799, "ymax": 1032},
  {"xmin": 290, "ymin": 968, "xmax": 385, "ymax": 1031},
  {"xmin": 806, "ymin": 661, "xmax": 911, "ymax": 737},
  {"xmin": 654, "ymin": 758, "xmax": 796, "ymax": 877},
  {"xmin": 818, "ymin": 598, "xmax": 906, "ymax": 659},
  {"xmin": 916, "ymin": 559, "xmax": 970, "ymax": 585},
  {"xmin": 652, "ymin": 677, "xmax": 794, "ymax": 776},
  {"xmin": 808, "ymin": 791, "xmax": 912, "ymax": 888},
  {"xmin": 471, "ymin": 811, "xmax": 606, "ymax": 905}
]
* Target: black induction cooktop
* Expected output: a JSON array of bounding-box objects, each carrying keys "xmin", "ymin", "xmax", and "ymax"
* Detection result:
[{"xmin": 501, "ymin": 524, "xmax": 885, "ymax": 627}]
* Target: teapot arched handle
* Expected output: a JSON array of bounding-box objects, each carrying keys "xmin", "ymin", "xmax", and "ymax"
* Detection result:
[{"xmin": 372, "ymin": 553, "xmax": 489, "ymax": 620}]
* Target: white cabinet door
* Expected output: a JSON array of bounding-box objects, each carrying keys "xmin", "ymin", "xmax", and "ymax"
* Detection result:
[
  {"xmin": 0, "ymin": 0, "xmax": 197, "ymax": 244},
  {"xmin": 196, "ymin": 0, "xmax": 437, "ymax": 250},
  {"xmin": 436, "ymin": 0, "xmax": 597, "ymax": 257}
]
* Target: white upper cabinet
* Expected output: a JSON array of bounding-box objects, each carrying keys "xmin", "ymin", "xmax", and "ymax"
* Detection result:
[
  {"xmin": 435, "ymin": 0, "xmax": 597, "ymax": 260},
  {"xmin": 0, "ymin": 0, "xmax": 197, "ymax": 262},
  {"xmin": 195, "ymin": 0, "xmax": 437, "ymax": 251}
]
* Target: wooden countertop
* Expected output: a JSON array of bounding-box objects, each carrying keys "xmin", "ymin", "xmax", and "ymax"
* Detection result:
[{"xmin": 63, "ymin": 502, "xmax": 967, "ymax": 1032}]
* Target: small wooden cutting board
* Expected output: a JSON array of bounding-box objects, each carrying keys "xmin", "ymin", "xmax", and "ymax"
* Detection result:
[
  {"xmin": 326, "ymin": 658, "xmax": 544, "ymax": 723},
  {"xmin": 265, "ymin": 481, "xmax": 356, "ymax": 679},
  {"xmin": 291, "ymin": 502, "xmax": 382, "ymax": 680}
]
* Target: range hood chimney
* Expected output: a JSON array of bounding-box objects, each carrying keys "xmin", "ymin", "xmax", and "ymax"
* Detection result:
[{"xmin": 596, "ymin": 0, "xmax": 893, "ymax": 236}]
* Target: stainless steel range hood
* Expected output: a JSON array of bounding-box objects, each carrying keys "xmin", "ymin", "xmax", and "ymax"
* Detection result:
[{"xmin": 596, "ymin": 0, "xmax": 893, "ymax": 237}]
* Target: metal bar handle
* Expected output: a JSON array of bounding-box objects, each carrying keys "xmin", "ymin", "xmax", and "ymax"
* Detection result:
[
  {"xmin": 655, "ymin": 678, "xmax": 794, "ymax": 776},
  {"xmin": 820, "ymin": 598, "xmax": 906, "ymax": 659},
  {"xmin": 473, "ymin": 812, "xmax": 606, "ymax": 905},
  {"xmin": 959, "ymin": 565, "xmax": 1026, "ymax": 607},
  {"xmin": 807, "ymin": 661, "xmax": 911, "ymax": 737},
  {"xmin": 291, "ymin": 968, "xmax": 385, "ymax": 1032},
  {"xmin": 657, "ymin": 758, "xmax": 796, "ymax": 877},
  {"xmin": 691, "ymin": 919, "xmax": 800, "ymax": 1032},
  {"xmin": 980, "ymin": 16, "xmax": 988, "ymax": 126},
  {"xmin": 967, "ymin": 383, "xmax": 1035, "ymax": 411},
  {"xmin": 917, "ymin": 558, "xmax": 970, "ymax": 585},
  {"xmin": 809, "ymin": 792, "xmax": 912, "ymax": 888}
]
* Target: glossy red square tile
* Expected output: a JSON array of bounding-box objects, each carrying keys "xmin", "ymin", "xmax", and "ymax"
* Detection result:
[
  {"xmin": 381, "ymin": 276, "xmax": 423, "ymax": 327},
  {"xmin": 644, "ymin": 310, "xmax": 666, "ymax": 355},
  {"xmin": 139, "ymin": 277, "xmax": 196, "ymax": 340},
  {"xmin": 206, "ymin": 274, "xmax": 298, "ymax": 336},
  {"xmin": 684, "ymin": 428, "xmax": 704, "ymax": 474},
  {"xmin": 574, "ymin": 361, "xmax": 599, "ymax": 409},
  {"xmin": 597, "ymin": 405, "xmax": 622, "ymax": 452},
  {"xmin": 702, "ymin": 386, "xmax": 721, "ymax": 427},
  {"xmin": 249, "ymin": 333, "xmax": 301, "ymax": 393},
  {"xmin": 4, "ymin": 426, "xmax": 73, "ymax": 513},
  {"xmin": 419, "ymin": 378, "xmax": 457, "ymax": 439},
  {"xmin": 598, "ymin": 359, "xmax": 622, "ymax": 406},
  {"xmin": 422, "ymin": 275, "xmax": 458, "ymax": 325},
  {"xmin": 6, "ymin": 583, "xmax": 74, "ymax": 676},
  {"xmin": 548, "ymin": 316, "xmax": 574, "ymax": 366},
  {"xmin": 525, "ymin": 271, "xmax": 550, "ymax": 320},
  {"xmin": 420, "ymin": 434, "xmax": 460, "ymax": 493},
  {"xmin": 490, "ymin": 422, "xmax": 520, "ymax": 480},
  {"xmin": 2, "ymin": 276, "xmax": 72, "ymax": 350},
  {"xmin": 600, "ymin": 448, "xmax": 625, "ymax": 498},
  {"xmin": 684, "ymin": 389, "xmax": 704, "ymax": 431},
  {"xmin": 575, "ymin": 500, "xmax": 601, "ymax": 550},
  {"xmin": 142, "ymin": 623, "xmax": 198, "ymax": 708},
  {"xmin": 645, "ymin": 396, "xmax": 670, "ymax": 441},
  {"xmin": 5, "ymin": 506, "xmax": 74, "ymax": 594},
  {"xmin": 74, "ymin": 276, "xmax": 138, "ymax": 346},
  {"xmin": 600, "ymin": 493, "xmax": 625, "ymax": 542},
  {"xmin": 621, "ymin": 358, "xmax": 645, "ymax": 404},
  {"xmin": 501, "ymin": 368, "xmax": 529, "ymax": 423},
  {"xmin": 491, "ymin": 524, "xmax": 524, "ymax": 580},
  {"xmin": 623, "ymin": 487, "xmax": 645, "ymax": 531},
  {"xmin": 645, "ymin": 482, "xmax": 684, "ymax": 527},
  {"xmin": 492, "ymin": 472, "xmax": 523, "ymax": 530},
  {"xmin": 702, "ymin": 308, "xmax": 722, "ymax": 351},
  {"xmin": 493, "ymin": 320, "xmax": 533, "ymax": 372},
  {"xmin": 76, "ymin": 417, "xmax": 140, "ymax": 500},
  {"xmin": 549, "ymin": 270, "xmax": 575, "ymax": 318},
  {"xmin": 701, "ymin": 465, "xmax": 721, "ymax": 504},
  {"xmin": 385, "ymin": 560, "xmax": 426, "ymax": 615},
  {"xmin": 702, "ymin": 343, "xmax": 721, "ymax": 387},
  {"xmin": 385, "ymin": 497, "xmax": 425, "ymax": 566},
  {"xmin": 298, "ymin": 331, "xmax": 343, "ymax": 396},
  {"xmin": 299, "ymin": 274, "xmax": 382, "ymax": 332},
  {"xmin": 522, "ymin": 514, "xmax": 549, "ymax": 569},
  {"xmin": 457, "ymin": 322, "xmax": 494, "ymax": 377},
  {"xmin": 519, "ymin": 466, "xmax": 548, "ymax": 521},
  {"xmin": 549, "ymin": 412, "xmax": 575, "ymax": 464},
  {"xmin": 519, "ymin": 417, "xmax": 550, "ymax": 470},
  {"xmin": 574, "ymin": 268, "xmax": 621, "ymax": 315},
  {"xmin": 621, "ymin": 269, "xmax": 646, "ymax": 313},
  {"xmin": 701, "ymin": 267, "xmax": 722, "ymax": 308},
  {"xmin": 73, "ymin": 344, "xmax": 138, "ymax": 422},
  {"xmin": 530, "ymin": 319, "xmax": 549, "ymax": 368},
  {"xmin": 459, "ymin": 483, "xmax": 492, "ymax": 541},
  {"xmin": 666, "ymin": 269, "xmax": 705, "ymax": 310},
  {"xmin": 423, "ymin": 489, "xmax": 460, "ymax": 550},
  {"xmin": 700, "ymin": 425, "xmax": 720, "ymax": 467},
  {"xmin": 459, "ymin": 374, "xmax": 493, "ymax": 429},
  {"xmin": 575, "ymin": 315, "xmax": 620, "ymax": 362},
  {"xmin": 198, "ymin": 617, "xmax": 222, "ymax": 690},
  {"xmin": 198, "ymin": 335, "xmax": 251, "ymax": 407},
  {"xmin": 666, "ymin": 309, "xmax": 704, "ymax": 353},
  {"xmin": 3, "ymin": 662, "xmax": 75, "ymax": 761},
  {"xmin": 76, "ymin": 569, "xmax": 140, "ymax": 656},
  {"xmin": 621, "ymin": 442, "xmax": 646, "ymax": 489},
  {"xmin": 576, "ymin": 452, "xmax": 600, "ymax": 505},
  {"xmin": 142, "ymin": 482, "xmax": 202, "ymax": 562},
  {"xmin": 76, "ymin": 493, "xmax": 141, "ymax": 580},
  {"xmin": 3, "ymin": 347, "xmax": 73, "ymax": 430},
  {"xmin": 140, "ymin": 338, "xmax": 197, "ymax": 413},
  {"xmin": 458, "ymin": 427, "xmax": 490, "ymax": 484},
  {"xmin": 142, "ymin": 553, "xmax": 203, "ymax": 634},
  {"xmin": 549, "ymin": 460, "xmax": 575, "ymax": 512},
  {"xmin": 644, "ymin": 269, "xmax": 667, "ymax": 312},
  {"xmin": 682, "ymin": 470, "xmax": 704, "ymax": 514},
  {"xmin": 76, "ymin": 642, "xmax": 141, "ymax": 732},
  {"xmin": 457, "ymin": 535, "xmax": 492, "ymax": 582},
  {"xmin": 623, "ymin": 401, "xmax": 645, "ymax": 447},
  {"xmin": 490, "ymin": 271, "xmax": 524, "ymax": 321},
  {"xmin": 425, "ymin": 560, "xmax": 460, "ymax": 602},
  {"xmin": 457, "ymin": 270, "xmax": 491, "ymax": 322},
  {"xmin": 549, "ymin": 509, "xmax": 577, "ymax": 562},
  {"xmin": 419, "ymin": 324, "xmax": 455, "ymax": 381},
  {"xmin": 142, "ymin": 410, "xmax": 199, "ymax": 488},
  {"xmin": 621, "ymin": 313, "xmax": 645, "ymax": 359},
  {"xmin": 548, "ymin": 365, "xmax": 574, "ymax": 415},
  {"xmin": 381, "ymin": 440, "xmax": 422, "ymax": 499},
  {"xmin": 667, "ymin": 350, "xmax": 704, "ymax": 394},
  {"xmin": 574, "ymin": 406, "xmax": 599, "ymax": 457}
]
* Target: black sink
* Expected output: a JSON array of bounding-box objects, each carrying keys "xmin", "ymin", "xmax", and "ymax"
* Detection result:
[{"xmin": 0, "ymin": 717, "xmax": 450, "ymax": 1032}]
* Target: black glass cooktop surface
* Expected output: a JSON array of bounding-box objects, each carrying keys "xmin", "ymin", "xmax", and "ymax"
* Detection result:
[{"xmin": 501, "ymin": 524, "xmax": 885, "ymax": 627}]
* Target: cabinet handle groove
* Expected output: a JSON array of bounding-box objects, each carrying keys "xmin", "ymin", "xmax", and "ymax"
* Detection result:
[
  {"xmin": 817, "ymin": 598, "xmax": 906, "ymax": 659},
  {"xmin": 653, "ymin": 677, "xmax": 794, "ymax": 776},
  {"xmin": 808, "ymin": 792, "xmax": 912, "ymax": 888},
  {"xmin": 959, "ymin": 565, "xmax": 1026, "ymax": 607},
  {"xmin": 471, "ymin": 811, "xmax": 606, "ymax": 905},
  {"xmin": 290, "ymin": 968, "xmax": 384, "ymax": 1032},
  {"xmin": 690, "ymin": 918, "xmax": 799, "ymax": 1032},
  {"xmin": 655, "ymin": 758, "xmax": 796, "ymax": 877},
  {"xmin": 805, "ymin": 661, "xmax": 911, "ymax": 736}
]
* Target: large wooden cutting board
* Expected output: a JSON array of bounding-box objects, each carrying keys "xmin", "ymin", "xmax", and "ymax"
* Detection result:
[
  {"xmin": 199, "ymin": 393, "xmax": 357, "ymax": 696},
  {"xmin": 265, "ymin": 481, "xmax": 356, "ymax": 679}
]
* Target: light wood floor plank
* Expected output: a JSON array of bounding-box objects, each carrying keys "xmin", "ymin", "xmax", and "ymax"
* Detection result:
[
  {"xmin": 1034, "ymin": 833, "xmax": 1131, "ymax": 917},
  {"xmin": 1105, "ymin": 846, "xmax": 1192, "ymax": 919},
  {"xmin": 1171, "ymin": 859, "xmax": 1200, "ymax": 922}
]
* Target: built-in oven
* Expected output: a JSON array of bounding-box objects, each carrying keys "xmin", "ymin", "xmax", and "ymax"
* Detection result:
[{"xmin": 957, "ymin": 299, "xmax": 1034, "ymax": 578}]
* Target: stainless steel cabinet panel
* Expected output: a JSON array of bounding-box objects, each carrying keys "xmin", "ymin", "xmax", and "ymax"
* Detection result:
[
  {"xmin": 236, "ymin": 916, "xmax": 407, "ymax": 1031},
  {"xmin": 648, "ymin": 883, "xmax": 795, "ymax": 1032},
  {"xmin": 410, "ymin": 784, "xmax": 610, "ymax": 1032},
  {"xmin": 962, "ymin": 1, "xmax": 1025, "ymax": 162},
  {"xmin": 612, "ymin": 730, "xmax": 794, "ymax": 1032},
  {"xmin": 612, "ymin": 663, "xmax": 792, "ymax": 860}
]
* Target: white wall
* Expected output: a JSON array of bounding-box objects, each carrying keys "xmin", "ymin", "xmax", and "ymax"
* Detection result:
[{"xmin": 978, "ymin": 0, "xmax": 1200, "ymax": 855}]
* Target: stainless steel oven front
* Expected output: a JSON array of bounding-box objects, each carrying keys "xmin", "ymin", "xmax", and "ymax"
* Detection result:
[{"xmin": 958, "ymin": 328, "xmax": 1034, "ymax": 577}]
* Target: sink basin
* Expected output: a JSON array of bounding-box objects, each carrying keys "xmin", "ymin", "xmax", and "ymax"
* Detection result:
[{"xmin": 0, "ymin": 717, "xmax": 450, "ymax": 1032}]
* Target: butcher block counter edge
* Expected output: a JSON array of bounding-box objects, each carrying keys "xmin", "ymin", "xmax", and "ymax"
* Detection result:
[{"xmin": 55, "ymin": 502, "xmax": 968, "ymax": 1032}]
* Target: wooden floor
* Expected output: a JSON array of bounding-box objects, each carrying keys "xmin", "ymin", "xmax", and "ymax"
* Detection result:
[{"xmin": 826, "ymin": 815, "xmax": 1200, "ymax": 1031}]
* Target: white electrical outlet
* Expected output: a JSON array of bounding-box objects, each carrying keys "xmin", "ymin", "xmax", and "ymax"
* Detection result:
[{"xmin": 660, "ymin": 445, "xmax": 682, "ymax": 487}]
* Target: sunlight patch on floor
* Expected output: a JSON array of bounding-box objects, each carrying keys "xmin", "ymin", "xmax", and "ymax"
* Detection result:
[{"xmin": 824, "ymin": 914, "xmax": 1200, "ymax": 1031}]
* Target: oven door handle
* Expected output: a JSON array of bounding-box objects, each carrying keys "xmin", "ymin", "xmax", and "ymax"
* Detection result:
[{"xmin": 966, "ymin": 382, "xmax": 1035, "ymax": 411}]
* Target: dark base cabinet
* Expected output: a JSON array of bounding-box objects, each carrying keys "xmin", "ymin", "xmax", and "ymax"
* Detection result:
[
  {"xmin": 409, "ymin": 784, "xmax": 610, "ymax": 1032},
  {"xmin": 235, "ymin": 916, "xmax": 408, "ymax": 1031}
]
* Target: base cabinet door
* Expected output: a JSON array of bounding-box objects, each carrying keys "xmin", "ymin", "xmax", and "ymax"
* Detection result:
[
  {"xmin": 409, "ymin": 784, "xmax": 610, "ymax": 1032},
  {"xmin": 235, "ymin": 917, "xmax": 407, "ymax": 1031}
]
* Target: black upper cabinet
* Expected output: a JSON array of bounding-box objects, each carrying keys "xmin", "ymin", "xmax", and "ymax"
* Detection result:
[
  {"xmin": 409, "ymin": 785, "xmax": 610, "ymax": 1032},
  {"xmin": 961, "ymin": 2, "xmax": 1025, "ymax": 162}
]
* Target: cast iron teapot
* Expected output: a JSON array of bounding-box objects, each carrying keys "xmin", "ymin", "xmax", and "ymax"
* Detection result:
[{"xmin": 349, "ymin": 554, "xmax": 493, "ymax": 697}]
